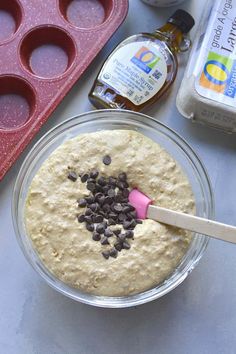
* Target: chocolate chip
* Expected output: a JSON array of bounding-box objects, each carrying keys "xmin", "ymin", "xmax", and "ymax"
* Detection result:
[
  {"xmin": 125, "ymin": 230, "xmax": 134, "ymax": 239},
  {"xmin": 103, "ymin": 155, "xmax": 111, "ymax": 165},
  {"xmin": 118, "ymin": 213, "xmax": 126, "ymax": 222},
  {"xmin": 78, "ymin": 199, "xmax": 87, "ymax": 207},
  {"xmin": 86, "ymin": 223, "xmax": 94, "ymax": 232},
  {"xmin": 129, "ymin": 211, "xmax": 137, "ymax": 219},
  {"xmin": 126, "ymin": 213, "xmax": 134, "ymax": 221},
  {"xmin": 136, "ymin": 219, "xmax": 143, "ymax": 224},
  {"xmin": 118, "ymin": 172, "xmax": 127, "ymax": 182},
  {"xmin": 108, "ymin": 218, "xmax": 116, "ymax": 226},
  {"xmin": 109, "ymin": 248, "xmax": 118, "ymax": 258},
  {"xmin": 129, "ymin": 219, "xmax": 137, "ymax": 229},
  {"xmin": 92, "ymin": 232, "xmax": 101, "ymax": 241},
  {"xmin": 95, "ymin": 184, "xmax": 103, "ymax": 193},
  {"xmin": 98, "ymin": 210, "xmax": 106, "ymax": 217},
  {"xmin": 97, "ymin": 177, "xmax": 106, "ymax": 186},
  {"xmin": 113, "ymin": 229, "xmax": 121, "ymax": 236},
  {"xmin": 113, "ymin": 204, "xmax": 123, "ymax": 213},
  {"xmin": 101, "ymin": 236, "xmax": 109, "ymax": 245},
  {"xmin": 123, "ymin": 220, "xmax": 132, "ymax": 230},
  {"xmin": 117, "ymin": 181, "xmax": 125, "ymax": 190},
  {"xmin": 114, "ymin": 242, "xmax": 123, "ymax": 252},
  {"xmin": 107, "ymin": 189, "xmax": 115, "ymax": 198},
  {"xmin": 87, "ymin": 182, "xmax": 96, "ymax": 192},
  {"xmin": 95, "ymin": 192, "xmax": 103, "ymax": 202},
  {"xmin": 109, "ymin": 212, "xmax": 118, "ymax": 220},
  {"xmin": 98, "ymin": 195, "xmax": 106, "ymax": 205},
  {"xmin": 104, "ymin": 196, "xmax": 113, "ymax": 205},
  {"xmin": 90, "ymin": 203, "xmax": 98, "ymax": 212},
  {"xmin": 85, "ymin": 215, "xmax": 93, "ymax": 224},
  {"xmin": 127, "ymin": 203, "xmax": 135, "ymax": 212},
  {"xmin": 115, "ymin": 194, "xmax": 123, "ymax": 203},
  {"xmin": 110, "ymin": 216, "xmax": 118, "ymax": 223},
  {"xmin": 123, "ymin": 205, "xmax": 131, "ymax": 214},
  {"xmin": 85, "ymin": 196, "xmax": 94, "ymax": 204},
  {"xmin": 96, "ymin": 224, "xmax": 106, "ymax": 234},
  {"xmin": 85, "ymin": 209, "xmax": 93, "ymax": 216},
  {"xmin": 123, "ymin": 241, "xmax": 131, "ymax": 250},
  {"xmin": 93, "ymin": 215, "xmax": 103, "ymax": 223},
  {"xmin": 104, "ymin": 229, "xmax": 113, "ymax": 238},
  {"xmin": 87, "ymin": 178, "xmax": 96, "ymax": 184},
  {"xmin": 108, "ymin": 184, "xmax": 116, "ymax": 190},
  {"xmin": 102, "ymin": 185, "xmax": 109, "ymax": 194},
  {"xmin": 123, "ymin": 219, "xmax": 136, "ymax": 229},
  {"xmin": 102, "ymin": 204, "xmax": 110, "ymax": 213},
  {"xmin": 109, "ymin": 177, "xmax": 117, "ymax": 186},
  {"xmin": 80, "ymin": 173, "xmax": 89, "ymax": 183},
  {"xmin": 122, "ymin": 189, "xmax": 130, "ymax": 198},
  {"xmin": 122, "ymin": 181, "xmax": 129, "ymax": 189},
  {"xmin": 125, "ymin": 214, "xmax": 132, "ymax": 221},
  {"xmin": 77, "ymin": 214, "xmax": 85, "ymax": 223},
  {"xmin": 118, "ymin": 233, "xmax": 126, "ymax": 242},
  {"xmin": 68, "ymin": 171, "xmax": 77, "ymax": 182},
  {"xmin": 90, "ymin": 170, "xmax": 99, "ymax": 179},
  {"xmin": 102, "ymin": 251, "xmax": 110, "ymax": 259},
  {"xmin": 102, "ymin": 221, "xmax": 108, "ymax": 228}
]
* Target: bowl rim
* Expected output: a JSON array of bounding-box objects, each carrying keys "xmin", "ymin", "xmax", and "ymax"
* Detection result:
[{"xmin": 12, "ymin": 109, "xmax": 214, "ymax": 308}]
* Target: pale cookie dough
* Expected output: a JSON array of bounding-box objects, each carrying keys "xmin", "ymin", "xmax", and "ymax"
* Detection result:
[{"xmin": 24, "ymin": 130, "xmax": 195, "ymax": 296}]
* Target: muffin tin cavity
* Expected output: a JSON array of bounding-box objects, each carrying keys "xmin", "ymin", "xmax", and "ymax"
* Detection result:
[
  {"xmin": 0, "ymin": 76, "xmax": 36, "ymax": 130},
  {"xmin": 59, "ymin": 0, "xmax": 111, "ymax": 29},
  {"xmin": 0, "ymin": 0, "xmax": 22, "ymax": 43},
  {"xmin": 20, "ymin": 27, "xmax": 76, "ymax": 79}
]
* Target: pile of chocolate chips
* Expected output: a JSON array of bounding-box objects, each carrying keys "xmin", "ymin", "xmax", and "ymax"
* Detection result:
[{"xmin": 68, "ymin": 155, "xmax": 142, "ymax": 260}]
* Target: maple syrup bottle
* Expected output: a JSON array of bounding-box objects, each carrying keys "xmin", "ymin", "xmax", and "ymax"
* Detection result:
[{"xmin": 89, "ymin": 10, "xmax": 194, "ymax": 112}]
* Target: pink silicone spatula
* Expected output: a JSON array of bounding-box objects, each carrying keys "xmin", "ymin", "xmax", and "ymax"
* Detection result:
[{"xmin": 129, "ymin": 189, "xmax": 236, "ymax": 244}]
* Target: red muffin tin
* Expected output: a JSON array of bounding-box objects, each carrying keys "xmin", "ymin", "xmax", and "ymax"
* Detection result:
[{"xmin": 0, "ymin": 0, "xmax": 128, "ymax": 180}]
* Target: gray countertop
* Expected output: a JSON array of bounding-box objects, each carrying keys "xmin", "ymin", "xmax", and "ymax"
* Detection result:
[{"xmin": 1, "ymin": 1, "xmax": 236, "ymax": 353}]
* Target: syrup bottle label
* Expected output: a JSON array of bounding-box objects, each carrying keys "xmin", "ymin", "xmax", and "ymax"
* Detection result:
[{"xmin": 98, "ymin": 41, "xmax": 167, "ymax": 105}]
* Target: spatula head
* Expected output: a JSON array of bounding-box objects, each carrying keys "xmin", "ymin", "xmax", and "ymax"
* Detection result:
[{"xmin": 128, "ymin": 189, "xmax": 152, "ymax": 219}]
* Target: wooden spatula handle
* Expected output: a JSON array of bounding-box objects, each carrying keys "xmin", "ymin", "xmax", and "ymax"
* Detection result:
[{"xmin": 147, "ymin": 205, "xmax": 236, "ymax": 244}]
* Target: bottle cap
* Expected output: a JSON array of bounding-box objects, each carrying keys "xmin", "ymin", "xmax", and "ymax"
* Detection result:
[{"xmin": 167, "ymin": 9, "xmax": 195, "ymax": 34}]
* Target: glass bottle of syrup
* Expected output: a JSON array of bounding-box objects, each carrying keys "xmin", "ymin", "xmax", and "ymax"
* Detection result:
[{"xmin": 89, "ymin": 10, "xmax": 195, "ymax": 112}]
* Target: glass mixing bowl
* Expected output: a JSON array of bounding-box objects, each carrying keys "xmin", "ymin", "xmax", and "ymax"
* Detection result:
[{"xmin": 12, "ymin": 109, "xmax": 214, "ymax": 308}]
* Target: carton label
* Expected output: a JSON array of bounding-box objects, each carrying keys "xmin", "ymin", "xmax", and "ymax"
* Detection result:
[{"xmin": 196, "ymin": 0, "xmax": 236, "ymax": 107}]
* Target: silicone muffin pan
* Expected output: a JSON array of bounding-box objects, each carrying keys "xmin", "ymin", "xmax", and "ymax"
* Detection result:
[{"xmin": 0, "ymin": 0, "xmax": 128, "ymax": 180}]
